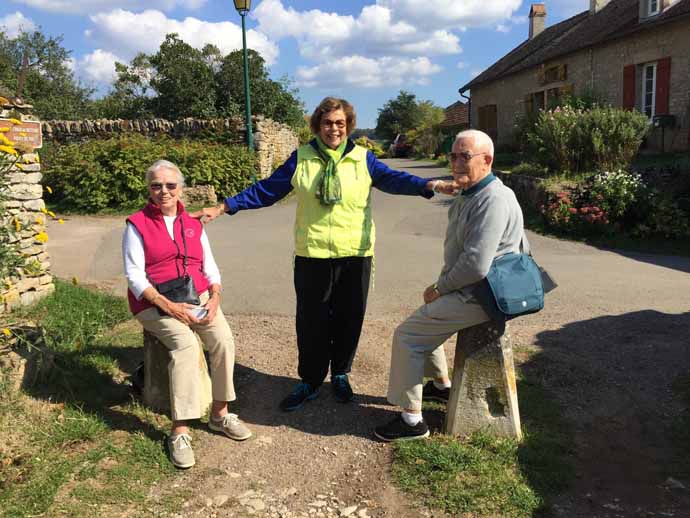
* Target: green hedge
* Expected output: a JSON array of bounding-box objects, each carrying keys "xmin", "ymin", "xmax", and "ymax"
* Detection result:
[
  {"xmin": 526, "ymin": 106, "xmax": 649, "ymax": 174},
  {"xmin": 42, "ymin": 135, "xmax": 256, "ymax": 213}
]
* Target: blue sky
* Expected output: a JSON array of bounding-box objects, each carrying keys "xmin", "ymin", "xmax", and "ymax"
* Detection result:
[{"xmin": 1, "ymin": 0, "xmax": 589, "ymax": 128}]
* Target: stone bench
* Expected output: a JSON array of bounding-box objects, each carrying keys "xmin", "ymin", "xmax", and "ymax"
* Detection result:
[
  {"xmin": 444, "ymin": 320, "xmax": 522, "ymax": 440},
  {"xmin": 142, "ymin": 330, "xmax": 212, "ymax": 416}
]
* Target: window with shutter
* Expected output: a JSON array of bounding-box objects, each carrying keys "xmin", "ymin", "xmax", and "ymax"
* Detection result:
[
  {"xmin": 655, "ymin": 57, "xmax": 671, "ymax": 115},
  {"xmin": 642, "ymin": 62, "xmax": 657, "ymax": 118},
  {"xmin": 623, "ymin": 64, "xmax": 636, "ymax": 110}
]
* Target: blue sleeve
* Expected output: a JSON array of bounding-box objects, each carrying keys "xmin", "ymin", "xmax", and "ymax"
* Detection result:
[
  {"xmin": 366, "ymin": 151, "xmax": 433, "ymax": 199},
  {"xmin": 224, "ymin": 151, "xmax": 297, "ymax": 214}
]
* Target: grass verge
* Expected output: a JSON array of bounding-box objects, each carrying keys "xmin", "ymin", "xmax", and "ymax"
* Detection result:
[
  {"xmin": 0, "ymin": 280, "xmax": 177, "ymax": 517},
  {"xmin": 392, "ymin": 377, "xmax": 574, "ymax": 517}
]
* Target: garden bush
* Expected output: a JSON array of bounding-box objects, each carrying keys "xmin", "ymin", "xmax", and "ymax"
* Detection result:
[
  {"xmin": 42, "ymin": 134, "xmax": 256, "ymax": 213},
  {"xmin": 354, "ymin": 136, "xmax": 386, "ymax": 158},
  {"xmin": 540, "ymin": 169, "xmax": 690, "ymax": 239},
  {"xmin": 527, "ymin": 106, "xmax": 649, "ymax": 175}
]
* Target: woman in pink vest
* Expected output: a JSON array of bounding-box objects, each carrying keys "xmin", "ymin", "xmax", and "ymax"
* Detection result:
[{"xmin": 122, "ymin": 159, "xmax": 251, "ymax": 469}]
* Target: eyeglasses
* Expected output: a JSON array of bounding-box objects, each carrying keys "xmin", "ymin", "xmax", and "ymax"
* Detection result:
[
  {"xmin": 448, "ymin": 151, "xmax": 488, "ymax": 162},
  {"xmin": 149, "ymin": 182, "xmax": 178, "ymax": 191},
  {"xmin": 321, "ymin": 120, "xmax": 346, "ymax": 129}
]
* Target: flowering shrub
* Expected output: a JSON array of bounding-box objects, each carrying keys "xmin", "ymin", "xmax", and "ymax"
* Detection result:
[
  {"xmin": 527, "ymin": 106, "xmax": 648, "ymax": 174},
  {"xmin": 0, "ymin": 121, "xmax": 27, "ymax": 281},
  {"xmin": 540, "ymin": 169, "xmax": 690, "ymax": 239},
  {"xmin": 43, "ymin": 134, "xmax": 257, "ymax": 213}
]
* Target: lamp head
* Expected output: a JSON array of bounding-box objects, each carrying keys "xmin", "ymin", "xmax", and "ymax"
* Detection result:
[{"xmin": 233, "ymin": 0, "xmax": 251, "ymax": 13}]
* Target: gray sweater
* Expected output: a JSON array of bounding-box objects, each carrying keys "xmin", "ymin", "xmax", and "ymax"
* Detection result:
[{"xmin": 436, "ymin": 175, "xmax": 525, "ymax": 299}]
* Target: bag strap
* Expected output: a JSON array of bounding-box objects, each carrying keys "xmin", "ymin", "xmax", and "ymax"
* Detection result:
[{"xmin": 178, "ymin": 216, "xmax": 190, "ymax": 277}]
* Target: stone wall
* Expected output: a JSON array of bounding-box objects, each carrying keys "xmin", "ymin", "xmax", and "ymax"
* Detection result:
[
  {"xmin": 1, "ymin": 107, "xmax": 54, "ymax": 314},
  {"xmin": 471, "ymin": 16, "xmax": 690, "ymax": 151},
  {"xmin": 42, "ymin": 115, "xmax": 299, "ymax": 179}
]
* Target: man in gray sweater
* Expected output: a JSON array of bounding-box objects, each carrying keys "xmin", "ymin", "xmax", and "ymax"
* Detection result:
[{"xmin": 375, "ymin": 129, "xmax": 525, "ymax": 441}]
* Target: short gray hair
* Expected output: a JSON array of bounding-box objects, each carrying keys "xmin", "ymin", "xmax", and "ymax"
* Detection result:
[
  {"xmin": 454, "ymin": 129, "xmax": 494, "ymax": 157},
  {"xmin": 145, "ymin": 159, "xmax": 185, "ymax": 187}
]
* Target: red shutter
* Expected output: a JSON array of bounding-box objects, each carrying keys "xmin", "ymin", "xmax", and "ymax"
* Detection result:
[
  {"xmin": 623, "ymin": 64, "xmax": 636, "ymax": 110},
  {"xmin": 655, "ymin": 57, "xmax": 671, "ymax": 115}
]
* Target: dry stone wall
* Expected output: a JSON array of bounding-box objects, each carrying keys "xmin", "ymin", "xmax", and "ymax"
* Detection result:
[
  {"xmin": 42, "ymin": 115, "xmax": 299, "ymax": 179},
  {"xmin": 1, "ymin": 107, "xmax": 54, "ymax": 314}
]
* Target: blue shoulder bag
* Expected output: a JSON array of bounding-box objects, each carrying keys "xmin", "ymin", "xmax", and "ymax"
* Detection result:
[{"xmin": 473, "ymin": 237, "xmax": 547, "ymax": 321}]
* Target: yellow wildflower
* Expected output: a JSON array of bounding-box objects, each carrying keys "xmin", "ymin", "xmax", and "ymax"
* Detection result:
[
  {"xmin": 0, "ymin": 145, "xmax": 18, "ymax": 155},
  {"xmin": 40, "ymin": 207, "xmax": 48, "ymax": 214},
  {"xmin": 58, "ymin": 218, "xmax": 65, "ymax": 225},
  {"xmin": 35, "ymin": 231, "xmax": 49, "ymax": 243},
  {"xmin": 2, "ymin": 328, "xmax": 11, "ymax": 337},
  {"xmin": 13, "ymin": 218, "xmax": 21, "ymax": 232},
  {"xmin": 47, "ymin": 210, "xmax": 56, "ymax": 218},
  {"xmin": 0, "ymin": 127, "xmax": 8, "ymax": 132},
  {"xmin": 36, "ymin": 216, "xmax": 44, "ymax": 225},
  {"xmin": 0, "ymin": 96, "xmax": 9, "ymax": 105},
  {"xmin": 72, "ymin": 276, "xmax": 79, "ymax": 285},
  {"xmin": 0, "ymin": 133, "xmax": 14, "ymax": 146},
  {"xmin": 9, "ymin": 118, "xmax": 22, "ymax": 125},
  {"xmin": 18, "ymin": 132, "xmax": 27, "ymax": 137},
  {"xmin": 46, "ymin": 186, "xmax": 53, "ymax": 194}
]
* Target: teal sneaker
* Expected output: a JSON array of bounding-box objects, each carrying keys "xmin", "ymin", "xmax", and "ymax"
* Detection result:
[
  {"xmin": 331, "ymin": 374, "xmax": 354, "ymax": 403},
  {"xmin": 279, "ymin": 382, "xmax": 319, "ymax": 412}
]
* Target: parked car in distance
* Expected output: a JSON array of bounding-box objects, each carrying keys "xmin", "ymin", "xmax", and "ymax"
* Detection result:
[{"xmin": 388, "ymin": 134, "xmax": 412, "ymax": 158}]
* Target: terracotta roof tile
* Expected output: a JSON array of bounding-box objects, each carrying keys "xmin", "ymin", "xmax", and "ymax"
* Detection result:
[{"xmin": 439, "ymin": 101, "xmax": 469, "ymax": 128}]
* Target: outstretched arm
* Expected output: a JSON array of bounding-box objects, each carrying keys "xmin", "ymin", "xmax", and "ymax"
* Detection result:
[
  {"xmin": 367, "ymin": 151, "xmax": 458, "ymax": 197},
  {"xmin": 192, "ymin": 151, "xmax": 298, "ymax": 223}
]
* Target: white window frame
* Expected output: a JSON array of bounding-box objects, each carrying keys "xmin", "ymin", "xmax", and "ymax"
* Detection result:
[
  {"xmin": 642, "ymin": 62, "xmax": 657, "ymax": 119},
  {"xmin": 648, "ymin": 0, "xmax": 660, "ymax": 16}
]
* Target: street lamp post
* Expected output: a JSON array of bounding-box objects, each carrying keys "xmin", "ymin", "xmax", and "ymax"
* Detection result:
[{"xmin": 234, "ymin": 0, "xmax": 253, "ymax": 150}]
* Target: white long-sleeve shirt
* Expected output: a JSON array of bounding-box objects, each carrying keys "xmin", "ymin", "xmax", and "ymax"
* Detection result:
[{"xmin": 122, "ymin": 215, "xmax": 221, "ymax": 300}]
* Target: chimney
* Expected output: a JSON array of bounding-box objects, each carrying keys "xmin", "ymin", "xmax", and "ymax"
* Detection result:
[
  {"xmin": 590, "ymin": 0, "xmax": 612, "ymax": 14},
  {"xmin": 529, "ymin": 4, "xmax": 546, "ymax": 39}
]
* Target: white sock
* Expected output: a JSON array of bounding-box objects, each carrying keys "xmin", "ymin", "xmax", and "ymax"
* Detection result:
[
  {"xmin": 434, "ymin": 379, "xmax": 451, "ymax": 390},
  {"xmin": 401, "ymin": 411, "xmax": 423, "ymax": 426}
]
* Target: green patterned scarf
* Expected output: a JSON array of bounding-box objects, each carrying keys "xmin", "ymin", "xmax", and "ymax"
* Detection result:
[{"xmin": 314, "ymin": 137, "xmax": 347, "ymax": 205}]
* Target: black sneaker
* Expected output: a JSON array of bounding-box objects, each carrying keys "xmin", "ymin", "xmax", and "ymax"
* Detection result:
[
  {"xmin": 331, "ymin": 374, "xmax": 354, "ymax": 403},
  {"xmin": 374, "ymin": 415, "xmax": 430, "ymax": 442},
  {"xmin": 422, "ymin": 380, "xmax": 450, "ymax": 403},
  {"xmin": 279, "ymin": 382, "xmax": 319, "ymax": 412}
]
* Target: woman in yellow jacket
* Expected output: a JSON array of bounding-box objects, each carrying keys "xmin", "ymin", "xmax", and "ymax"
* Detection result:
[{"xmin": 198, "ymin": 97, "xmax": 456, "ymax": 411}]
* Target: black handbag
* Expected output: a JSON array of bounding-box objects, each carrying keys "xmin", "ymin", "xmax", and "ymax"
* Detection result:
[{"xmin": 153, "ymin": 217, "xmax": 200, "ymax": 313}]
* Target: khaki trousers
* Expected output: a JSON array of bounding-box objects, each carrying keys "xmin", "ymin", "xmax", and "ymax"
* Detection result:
[
  {"xmin": 135, "ymin": 292, "xmax": 236, "ymax": 421},
  {"xmin": 387, "ymin": 293, "xmax": 490, "ymax": 411}
]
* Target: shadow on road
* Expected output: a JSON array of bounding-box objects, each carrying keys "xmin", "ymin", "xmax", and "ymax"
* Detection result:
[
  {"xmin": 227, "ymin": 364, "xmax": 398, "ymax": 440},
  {"xmin": 524, "ymin": 309, "xmax": 690, "ymax": 515}
]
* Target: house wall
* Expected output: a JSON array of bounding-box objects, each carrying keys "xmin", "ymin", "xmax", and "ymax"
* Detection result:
[{"xmin": 470, "ymin": 16, "xmax": 690, "ymax": 151}]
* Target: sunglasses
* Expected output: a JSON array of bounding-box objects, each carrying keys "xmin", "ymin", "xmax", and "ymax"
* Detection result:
[
  {"xmin": 321, "ymin": 120, "xmax": 346, "ymax": 129},
  {"xmin": 149, "ymin": 182, "xmax": 178, "ymax": 191},
  {"xmin": 448, "ymin": 151, "xmax": 488, "ymax": 162}
]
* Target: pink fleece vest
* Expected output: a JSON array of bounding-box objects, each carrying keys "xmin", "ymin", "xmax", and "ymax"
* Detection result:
[{"xmin": 126, "ymin": 200, "xmax": 210, "ymax": 315}]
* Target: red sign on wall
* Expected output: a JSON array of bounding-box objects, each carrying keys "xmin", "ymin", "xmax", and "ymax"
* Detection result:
[{"xmin": 0, "ymin": 119, "xmax": 42, "ymax": 149}]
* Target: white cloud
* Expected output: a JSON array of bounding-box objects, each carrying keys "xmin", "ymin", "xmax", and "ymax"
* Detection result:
[
  {"xmin": 77, "ymin": 49, "xmax": 123, "ymax": 83},
  {"xmin": 296, "ymin": 56, "xmax": 441, "ymax": 89},
  {"xmin": 496, "ymin": 24, "xmax": 510, "ymax": 33},
  {"xmin": 377, "ymin": 0, "xmax": 523, "ymax": 30},
  {"xmin": 88, "ymin": 9, "xmax": 279, "ymax": 65},
  {"xmin": 10, "ymin": 0, "xmax": 207, "ymax": 15},
  {"xmin": 254, "ymin": 0, "xmax": 460, "ymax": 61},
  {"xmin": 0, "ymin": 11, "xmax": 36, "ymax": 38}
]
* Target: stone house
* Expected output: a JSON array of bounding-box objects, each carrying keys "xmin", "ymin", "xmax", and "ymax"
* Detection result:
[
  {"xmin": 439, "ymin": 101, "xmax": 469, "ymax": 153},
  {"xmin": 460, "ymin": 0, "xmax": 690, "ymax": 152}
]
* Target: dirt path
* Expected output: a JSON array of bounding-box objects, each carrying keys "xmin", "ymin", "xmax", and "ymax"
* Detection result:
[{"xmin": 47, "ymin": 159, "xmax": 690, "ymax": 517}]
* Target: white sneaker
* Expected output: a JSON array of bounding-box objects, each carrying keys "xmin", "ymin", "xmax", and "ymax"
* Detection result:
[
  {"xmin": 168, "ymin": 433, "xmax": 195, "ymax": 468},
  {"xmin": 209, "ymin": 413, "xmax": 252, "ymax": 441}
]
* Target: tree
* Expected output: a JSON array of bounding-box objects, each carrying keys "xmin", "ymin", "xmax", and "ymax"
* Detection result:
[
  {"xmin": 406, "ymin": 101, "xmax": 445, "ymax": 156},
  {"xmin": 214, "ymin": 49, "xmax": 304, "ymax": 127},
  {"xmin": 148, "ymin": 33, "xmax": 218, "ymax": 120},
  {"xmin": 89, "ymin": 54, "xmax": 153, "ymax": 119},
  {"xmin": 0, "ymin": 30, "xmax": 93, "ymax": 119},
  {"xmin": 375, "ymin": 91, "xmax": 421, "ymax": 143}
]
